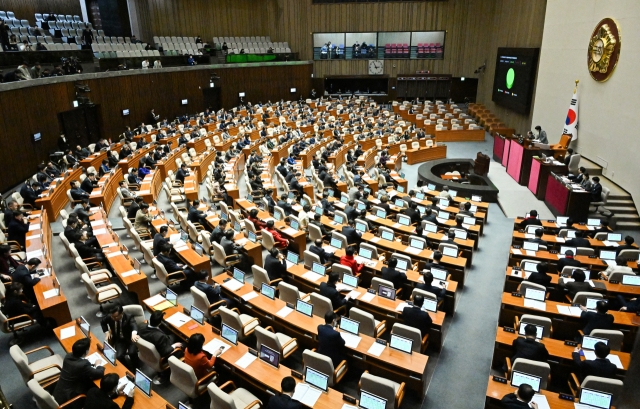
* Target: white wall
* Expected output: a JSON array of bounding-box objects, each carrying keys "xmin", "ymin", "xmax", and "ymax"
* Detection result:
[{"xmin": 532, "ymin": 0, "xmax": 640, "ymax": 205}]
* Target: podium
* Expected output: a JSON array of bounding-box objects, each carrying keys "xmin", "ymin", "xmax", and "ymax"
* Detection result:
[
  {"xmin": 544, "ymin": 173, "xmax": 590, "ymax": 221},
  {"xmin": 506, "ymin": 139, "xmax": 553, "ymax": 185},
  {"xmin": 527, "ymin": 157, "xmax": 567, "ymax": 200}
]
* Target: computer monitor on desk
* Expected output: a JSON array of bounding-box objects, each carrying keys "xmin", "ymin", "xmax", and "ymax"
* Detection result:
[
  {"xmin": 582, "ymin": 335, "xmax": 608, "ymax": 350},
  {"xmin": 259, "ymin": 344, "xmax": 280, "ymax": 368},
  {"xmin": 389, "ymin": 334, "xmax": 413, "ymax": 354},
  {"xmin": 221, "ymin": 324, "xmax": 238, "ymax": 345},
  {"xmin": 378, "ymin": 285, "xmax": 396, "ymax": 301},
  {"xmin": 166, "ymin": 288, "xmax": 178, "ymax": 306},
  {"xmin": 359, "ymin": 391, "xmax": 387, "ymax": 409},
  {"xmin": 135, "ymin": 369, "xmax": 152, "ymax": 397},
  {"xmin": 102, "ymin": 341, "xmax": 117, "ymax": 366},
  {"xmin": 304, "ymin": 367, "xmax": 329, "ymax": 392},
  {"xmin": 579, "ymin": 388, "xmax": 613, "ymax": 409},
  {"xmin": 510, "ymin": 371, "xmax": 541, "ymax": 393}
]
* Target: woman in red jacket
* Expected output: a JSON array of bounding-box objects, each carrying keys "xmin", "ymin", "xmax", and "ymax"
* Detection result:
[
  {"xmin": 264, "ymin": 220, "xmax": 289, "ymax": 247},
  {"xmin": 339, "ymin": 246, "xmax": 363, "ymax": 275},
  {"xmin": 184, "ymin": 333, "xmax": 223, "ymax": 379}
]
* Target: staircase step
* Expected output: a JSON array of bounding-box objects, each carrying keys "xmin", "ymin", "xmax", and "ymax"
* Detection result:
[
  {"xmin": 603, "ymin": 206, "xmax": 639, "ymax": 214},
  {"xmin": 615, "ymin": 221, "xmax": 640, "ymax": 230},
  {"xmin": 607, "ymin": 199, "xmax": 634, "ymax": 205}
]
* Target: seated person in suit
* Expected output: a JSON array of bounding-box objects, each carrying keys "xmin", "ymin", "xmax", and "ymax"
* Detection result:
[
  {"xmin": 81, "ymin": 172, "xmax": 98, "ymax": 195},
  {"xmin": 519, "ymin": 210, "xmax": 542, "ymax": 230},
  {"xmin": 153, "ymin": 226, "xmax": 170, "ymax": 256},
  {"xmin": 422, "ymin": 251, "xmax": 444, "ymax": 271},
  {"xmin": 175, "ymin": 163, "xmax": 190, "ymax": 185},
  {"xmin": 209, "ymin": 219, "xmax": 227, "ymax": 244},
  {"xmin": 138, "ymin": 311, "xmax": 184, "ymax": 383},
  {"xmin": 276, "ymin": 194, "xmax": 295, "ymax": 216},
  {"xmin": 381, "ymin": 258, "xmax": 408, "ymax": 291},
  {"xmin": 309, "ymin": 214, "xmax": 331, "ymax": 241},
  {"xmin": 458, "ymin": 201, "xmax": 474, "ymax": 217},
  {"xmin": 100, "ymin": 304, "xmax": 140, "ymax": 370},
  {"xmin": 579, "ymin": 301, "xmax": 614, "ymax": 336},
  {"xmin": 417, "ymin": 271, "xmax": 446, "ymax": 301},
  {"xmin": 194, "ymin": 270, "xmax": 233, "ymax": 310},
  {"xmin": 501, "ymin": 383, "xmax": 536, "ymax": 409},
  {"xmin": 264, "ymin": 248, "xmax": 287, "ymax": 281},
  {"xmin": 3, "ymin": 282, "xmax": 47, "ymax": 326},
  {"xmin": 616, "ymin": 235, "xmax": 636, "ymax": 257},
  {"xmin": 184, "ymin": 333, "xmax": 223, "ymax": 379},
  {"xmin": 404, "ymin": 201, "xmax": 422, "ymax": 225},
  {"xmin": 53, "ymin": 338, "xmax": 106, "ymax": 404},
  {"xmin": 134, "ymin": 203, "xmax": 153, "ymax": 231},
  {"xmin": 317, "ymin": 311, "xmax": 345, "ymax": 367},
  {"xmin": 557, "ymin": 249, "xmax": 583, "ymax": 272},
  {"xmin": 341, "ymin": 219, "xmax": 362, "ymax": 246},
  {"xmin": 339, "ymin": 246, "xmax": 363, "ymax": 275},
  {"xmin": 267, "ymin": 376, "xmax": 304, "ymax": 409},
  {"xmin": 319, "ymin": 272, "xmax": 350, "ymax": 310},
  {"xmin": 565, "ymin": 230, "xmax": 590, "ymax": 248},
  {"xmin": 527, "ymin": 262, "xmax": 552, "ymax": 287},
  {"xmin": 511, "ymin": 324, "xmax": 549, "ymax": 363},
  {"xmin": 401, "ymin": 295, "xmax": 432, "ymax": 337},
  {"xmin": 561, "ymin": 269, "xmax": 592, "ymax": 299},
  {"xmin": 7, "ymin": 211, "xmax": 29, "ymax": 249},
  {"xmin": 263, "ymin": 220, "xmax": 289, "ymax": 248},
  {"xmin": 309, "ymin": 239, "xmax": 333, "ymax": 264},
  {"xmin": 84, "ymin": 373, "xmax": 135, "ymax": 409},
  {"xmin": 156, "ymin": 243, "xmax": 197, "ymax": 284},
  {"xmin": 187, "ymin": 199, "xmax": 207, "ymax": 226},
  {"xmin": 378, "ymin": 195, "xmax": 391, "ymax": 213},
  {"xmin": 572, "ymin": 342, "xmax": 617, "ymax": 380},
  {"xmin": 618, "ymin": 293, "xmax": 640, "ymax": 313},
  {"xmin": 441, "ymin": 230, "xmax": 457, "ymax": 246},
  {"xmin": 529, "ymin": 228, "xmax": 547, "ymax": 247},
  {"xmin": 590, "ymin": 176, "xmax": 603, "ymax": 202}
]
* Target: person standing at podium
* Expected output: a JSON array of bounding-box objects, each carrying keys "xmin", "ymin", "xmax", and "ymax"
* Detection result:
[{"xmin": 534, "ymin": 125, "xmax": 548, "ymax": 144}]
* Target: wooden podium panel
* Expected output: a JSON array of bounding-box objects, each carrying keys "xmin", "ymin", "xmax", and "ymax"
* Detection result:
[
  {"xmin": 89, "ymin": 168, "xmax": 122, "ymax": 215},
  {"xmin": 435, "ymin": 128, "xmax": 485, "ymax": 142},
  {"xmin": 35, "ymin": 166, "xmax": 83, "ymax": 221}
]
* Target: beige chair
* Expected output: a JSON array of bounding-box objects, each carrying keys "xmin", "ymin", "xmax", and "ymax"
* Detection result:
[
  {"xmin": 589, "ymin": 329, "xmax": 624, "ymax": 351},
  {"xmin": 515, "ymin": 314, "xmax": 553, "ymax": 338},
  {"xmin": 505, "ymin": 358, "xmax": 551, "ymax": 390},
  {"xmin": 219, "ymin": 306, "xmax": 259, "ymax": 341},
  {"xmin": 569, "ymin": 291, "xmax": 603, "ymax": 306},
  {"xmin": 135, "ymin": 337, "xmax": 179, "ymax": 384},
  {"xmin": 518, "ymin": 281, "xmax": 547, "ymax": 297},
  {"xmin": 191, "ymin": 286, "xmax": 227, "ymax": 321},
  {"xmin": 360, "ymin": 243, "xmax": 380, "ymax": 259},
  {"xmin": 349, "ymin": 308, "xmax": 386, "ymax": 338},
  {"xmin": 277, "ymin": 282, "xmax": 309, "ymax": 304},
  {"xmin": 123, "ymin": 304, "xmax": 146, "ymax": 326},
  {"xmin": 187, "ymin": 221, "xmax": 204, "ymax": 243},
  {"xmin": 81, "ymin": 273, "xmax": 122, "ymax": 317},
  {"xmin": 152, "ymin": 257, "xmax": 188, "ymax": 288},
  {"xmin": 212, "ymin": 242, "xmax": 242, "ymax": 269},
  {"xmin": 303, "ymin": 250, "xmax": 322, "ymax": 269},
  {"xmin": 255, "ymin": 326, "xmax": 298, "ymax": 360},
  {"xmin": 391, "ymin": 323, "xmax": 428, "ymax": 353},
  {"xmin": 310, "ymin": 292, "xmax": 345, "ymax": 317},
  {"xmin": 261, "ymin": 229, "xmax": 286, "ymax": 251},
  {"xmin": 576, "ymin": 247, "xmax": 594, "ymax": 256},
  {"xmin": 74, "ymin": 256, "xmax": 111, "ymax": 285},
  {"xmin": 308, "ymin": 223, "xmax": 323, "ymax": 242},
  {"xmin": 371, "ymin": 277, "xmax": 402, "ymax": 296},
  {"xmin": 606, "ymin": 269, "xmax": 635, "ymax": 282},
  {"xmin": 207, "ymin": 381, "xmax": 262, "ymax": 409},
  {"xmin": 359, "ymin": 370, "xmax": 405, "ymax": 409},
  {"xmin": 168, "ymin": 356, "xmax": 217, "ymax": 398},
  {"xmin": 302, "ymin": 349, "xmax": 348, "ymax": 387},
  {"xmin": 27, "ymin": 378, "xmax": 86, "ymax": 409},
  {"xmin": 252, "ymin": 265, "xmax": 281, "ymax": 289},
  {"xmin": 618, "ymin": 249, "xmax": 640, "ymax": 260},
  {"xmin": 0, "ymin": 308, "xmax": 38, "ymax": 346},
  {"xmin": 331, "ymin": 263, "xmax": 351, "ymax": 280},
  {"xmin": 10, "ymin": 345, "xmax": 63, "ymax": 388},
  {"xmin": 568, "ymin": 375, "xmax": 623, "ymax": 403}
]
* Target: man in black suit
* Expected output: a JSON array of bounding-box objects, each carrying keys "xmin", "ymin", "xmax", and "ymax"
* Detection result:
[
  {"xmin": 11, "ymin": 258, "xmax": 41, "ymax": 303},
  {"xmin": 84, "ymin": 373, "xmax": 135, "ymax": 409},
  {"xmin": 401, "ymin": 295, "xmax": 432, "ymax": 337},
  {"xmin": 527, "ymin": 262, "xmax": 552, "ymax": 287},
  {"xmin": 264, "ymin": 248, "xmax": 287, "ymax": 281},
  {"xmin": 277, "ymin": 194, "xmax": 294, "ymax": 216},
  {"xmin": 7, "ymin": 211, "xmax": 29, "ymax": 249},
  {"xmin": 187, "ymin": 199, "xmax": 207, "ymax": 226},
  {"xmin": 404, "ymin": 201, "xmax": 421, "ymax": 225},
  {"xmin": 320, "ymin": 193, "xmax": 335, "ymax": 216},
  {"xmin": 127, "ymin": 197, "xmax": 144, "ymax": 220},
  {"xmin": 65, "ymin": 149, "xmax": 79, "ymax": 166},
  {"xmin": 579, "ymin": 301, "xmax": 614, "ymax": 336},
  {"xmin": 153, "ymin": 226, "xmax": 169, "ymax": 256},
  {"xmin": 156, "ymin": 244, "xmax": 196, "ymax": 284},
  {"xmin": 100, "ymin": 304, "xmax": 140, "ymax": 369},
  {"xmin": 590, "ymin": 176, "xmax": 603, "ymax": 202},
  {"xmin": 194, "ymin": 270, "xmax": 233, "ymax": 310},
  {"xmin": 441, "ymin": 230, "xmax": 457, "ymax": 246},
  {"xmin": 317, "ymin": 311, "xmax": 345, "ymax": 367},
  {"xmin": 529, "ymin": 228, "xmax": 547, "ymax": 247},
  {"xmin": 138, "ymin": 311, "xmax": 183, "ymax": 383},
  {"xmin": 417, "ymin": 271, "xmax": 446, "ymax": 301},
  {"xmin": 209, "ymin": 219, "xmax": 227, "ymax": 244},
  {"xmin": 422, "ymin": 207, "xmax": 438, "ymax": 224},
  {"xmin": 381, "ymin": 258, "xmax": 407, "ymax": 290},
  {"xmin": 615, "ymin": 236, "xmax": 636, "ymax": 257},
  {"xmin": 341, "ymin": 219, "xmax": 362, "ymax": 246},
  {"xmin": 422, "ymin": 251, "xmax": 444, "ymax": 271},
  {"xmin": 319, "ymin": 272, "xmax": 350, "ymax": 310},
  {"xmin": 519, "ymin": 210, "xmax": 542, "ymax": 230},
  {"xmin": 562, "ymin": 269, "xmax": 592, "ymax": 298},
  {"xmin": 566, "ymin": 230, "xmax": 590, "ymax": 247},
  {"xmin": 70, "ymin": 180, "xmax": 90, "ymax": 202},
  {"xmin": 309, "ymin": 239, "xmax": 333, "ymax": 264},
  {"xmin": 500, "ymin": 384, "xmax": 536, "ymax": 409},
  {"xmin": 175, "ymin": 163, "xmax": 190, "ymax": 185},
  {"xmin": 511, "ymin": 324, "xmax": 549, "ymax": 363},
  {"xmin": 53, "ymin": 338, "xmax": 105, "ymax": 404},
  {"xmin": 344, "ymin": 200, "xmax": 359, "ymax": 222},
  {"xmin": 557, "ymin": 249, "xmax": 583, "ymax": 272},
  {"xmin": 81, "ymin": 173, "xmax": 98, "ymax": 195},
  {"xmin": 19, "ymin": 181, "xmax": 39, "ymax": 207},
  {"xmin": 572, "ymin": 342, "xmax": 617, "ymax": 380},
  {"xmin": 267, "ymin": 376, "xmax": 303, "ymax": 409}
]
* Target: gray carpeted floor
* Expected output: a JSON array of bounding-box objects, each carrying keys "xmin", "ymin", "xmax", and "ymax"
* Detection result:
[{"xmin": 0, "ymin": 135, "xmax": 548, "ymax": 408}]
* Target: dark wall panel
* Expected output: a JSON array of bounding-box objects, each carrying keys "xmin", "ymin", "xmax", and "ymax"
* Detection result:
[{"xmin": 2, "ymin": 0, "xmax": 82, "ymax": 23}]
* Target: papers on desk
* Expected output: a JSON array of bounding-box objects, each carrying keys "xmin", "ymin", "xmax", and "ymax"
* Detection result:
[
  {"xmin": 292, "ymin": 383, "xmax": 322, "ymax": 408},
  {"xmin": 241, "ymin": 291, "xmax": 259, "ymax": 301},
  {"xmin": 361, "ymin": 292, "xmax": 376, "ymax": 302},
  {"xmin": 32, "ymin": 268, "xmax": 51, "ymax": 279},
  {"xmin": 523, "ymin": 299, "xmax": 547, "ymax": 311},
  {"xmin": 557, "ymin": 305, "xmax": 583, "ymax": 316},
  {"xmin": 347, "ymin": 290, "xmax": 362, "ymax": 300},
  {"xmin": 60, "ymin": 326, "xmax": 76, "ymax": 340},
  {"xmin": 118, "ymin": 377, "xmax": 135, "ymax": 396},
  {"xmin": 323, "ymin": 245, "xmax": 339, "ymax": 253},
  {"xmin": 604, "ymin": 260, "xmax": 617, "ymax": 267},
  {"xmin": 281, "ymin": 228, "xmax": 298, "ymax": 236},
  {"xmin": 223, "ymin": 279, "xmax": 244, "ymax": 291},
  {"xmin": 561, "ymin": 278, "xmax": 595, "ymax": 287},
  {"xmin": 335, "ymin": 283, "xmax": 352, "ymax": 292},
  {"xmin": 174, "ymin": 244, "xmax": 189, "ymax": 253},
  {"xmin": 86, "ymin": 352, "xmax": 106, "ymax": 366},
  {"xmin": 462, "ymin": 223, "xmax": 473, "ymax": 230},
  {"xmin": 302, "ymin": 271, "xmax": 324, "ymax": 282},
  {"xmin": 525, "ymin": 250, "xmax": 537, "ymax": 257},
  {"xmin": 555, "ymin": 237, "xmax": 566, "ymax": 243},
  {"xmin": 365, "ymin": 214, "xmax": 378, "ymax": 221},
  {"xmin": 276, "ymin": 306, "xmax": 293, "ymax": 318},
  {"xmin": 582, "ymin": 351, "xmax": 623, "ymax": 369},
  {"xmin": 26, "ymin": 249, "xmax": 43, "ymax": 259},
  {"xmin": 203, "ymin": 338, "xmax": 231, "ymax": 357},
  {"xmin": 603, "ymin": 241, "xmax": 619, "ymax": 247},
  {"xmin": 101, "ymin": 242, "xmax": 118, "ymax": 248},
  {"xmin": 121, "ymin": 270, "xmax": 138, "ymax": 278},
  {"xmin": 367, "ymin": 341, "xmax": 386, "ymax": 357},
  {"xmin": 511, "ymin": 270, "xmax": 532, "ymax": 279},
  {"xmin": 436, "ymin": 217, "xmax": 448, "ymax": 224},
  {"xmin": 405, "ymin": 247, "xmax": 422, "ymax": 255},
  {"xmin": 340, "ymin": 332, "xmax": 362, "ymax": 348},
  {"xmin": 138, "ymin": 190, "xmax": 151, "ymax": 195},
  {"xmin": 93, "ymin": 228, "xmax": 108, "ymax": 236},
  {"xmin": 395, "ymin": 302, "xmax": 409, "ymax": 312},
  {"xmin": 29, "ymin": 224, "xmax": 41, "ymax": 231},
  {"xmin": 524, "ymin": 234, "xmax": 535, "ymax": 239},
  {"xmin": 165, "ymin": 312, "xmax": 191, "ymax": 328},
  {"xmin": 392, "ymin": 223, "xmax": 402, "ymax": 228},
  {"xmin": 235, "ymin": 352, "xmax": 257, "ymax": 369},
  {"xmin": 512, "ymin": 249, "xmax": 522, "ymax": 255},
  {"xmin": 106, "ymin": 251, "xmax": 122, "ymax": 258},
  {"xmin": 531, "ymin": 393, "xmax": 550, "ymax": 409},
  {"xmin": 43, "ymin": 289, "xmax": 59, "ymax": 299},
  {"xmin": 370, "ymin": 237, "xmax": 381, "ymax": 243},
  {"xmin": 146, "ymin": 294, "xmax": 165, "ymax": 306},
  {"xmin": 586, "ymin": 226, "xmax": 596, "ymax": 230},
  {"xmin": 90, "ymin": 220, "xmax": 105, "ymax": 228}
]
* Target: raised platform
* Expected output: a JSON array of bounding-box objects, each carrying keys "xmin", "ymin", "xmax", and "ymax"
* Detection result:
[{"xmin": 417, "ymin": 158, "xmax": 499, "ymax": 202}]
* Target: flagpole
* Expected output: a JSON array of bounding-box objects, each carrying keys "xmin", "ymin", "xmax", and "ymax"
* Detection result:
[{"xmin": 574, "ymin": 79, "xmax": 579, "ymax": 93}]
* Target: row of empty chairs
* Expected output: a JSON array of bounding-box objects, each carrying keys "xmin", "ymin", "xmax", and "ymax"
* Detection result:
[
  {"xmin": 155, "ymin": 42, "xmax": 202, "ymax": 54},
  {"xmin": 94, "ymin": 48, "xmax": 162, "ymax": 59},
  {"xmin": 5, "ymin": 34, "xmax": 53, "ymax": 45},
  {"xmin": 35, "ymin": 13, "xmax": 83, "ymax": 23},
  {"xmin": 214, "ymin": 35, "xmax": 271, "ymax": 44},
  {"xmin": 153, "ymin": 35, "xmax": 199, "ymax": 44},
  {"xmin": 228, "ymin": 47, "xmax": 290, "ymax": 54}
]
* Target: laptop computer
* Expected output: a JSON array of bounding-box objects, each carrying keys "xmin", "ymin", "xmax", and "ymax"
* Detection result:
[
  {"xmin": 78, "ymin": 316, "xmax": 91, "ymax": 338},
  {"xmin": 378, "ymin": 285, "xmax": 396, "ymax": 301},
  {"xmin": 394, "ymin": 198, "xmax": 405, "ymax": 208},
  {"xmin": 397, "ymin": 185, "xmax": 405, "ymax": 193},
  {"xmin": 395, "ymin": 259, "xmax": 408, "ymax": 272},
  {"xmin": 311, "ymin": 262, "xmax": 326, "ymax": 276},
  {"xmin": 259, "ymin": 344, "xmax": 280, "ymax": 368},
  {"xmin": 233, "ymin": 268, "xmax": 245, "ymax": 283},
  {"xmin": 102, "ymin": 341, "xmax": 117, "ymax": 366},
  {"xmin": 472, "ymin": 195, "xmax": 482, "ymax": 202},
  {"xmin": 380, "ymin": 230, "xmax": 394, "ymax": 241},
  {"xmin": 304, "ymin": 366, "xmax": 329, "ymax": 392},
  {"xmin": 359, "ymin": 391, "xmax": 387, "ymax": 409},
  {"xmin": 376, "ymin": 209, "xmax": 386, "ymax": 218},
  {"xmin": 327, "ymin": 237, "xmax": 343, "ymax": 251},
  {"xmin": 416, "ymin": 192, "xmax": 426, "ymax": 200},
  {"xmin": 286, "ymin": 251, "xmax": 299, "ymax": 268},
  {"xmin": 438, "ymin": 211, "xmax": 450, "ymax": 220},
  {"xmin": 454, "ymin": 230, "xmax": 468, "ymax": 240},
  {"xmin": 247, "ymin": 231, "xmax": 257, "ymax": 243},
  {"xmin": 585, "ymin": 297, "xmax": 601, "ymax": 311},
  {"xmin": 389, "ymin": 333, "xmax": 413, "ymax": 354},
  {"xmin": 339, "ymin": 317, "xmax": 360, "ymax": 336},
  {"xmin": 587, "ymin": 219, "xmax": 601, "ymax": 226},
  {"xmin": 260, "ymin": 283, "xmax": 276, "ymax": 300},
  {"xmin": 274, "ymin": 210, "xmax": 283, "ymax": 221},
  {"xmin": 342, "ymin": 273, "xmax": 358, "ymax": 288},
  {"xmin": 333, "ymin": 214, "xmax": 344, "ymax": 225},
  {"xmin": 427, "ymin": 183, "xmax": 436, "ymax": 191},
  {"xmin": 355, "ymin": 221, "xmax": 367, "ymax": 233},
  {"xmin": 424, "ymin": 223, "xmax": 437, "ymax": 233},
  {"xmin": 510, "ymin": 370, "xmax": 541, "ymax": 393},
  {"xmin": 556, "ymin": 216, "xmax": 569, "ymax": 226},
  {"xmin": 621, "ymin": 275, "xmax": 640, "ymax": 286},
  {"xmin": 296, "ymin": 299, "xmax": 313, "ymax": 317},
  {"xmin": 341, "ymin": 195, "xmax": 349, "ymax": 204},
  {"xmin": 358, "ymin": 248, "xmax": 372, "ymax": 260},
  {"xmin": 578, "ymin": 388, "xmax": 613, "ymax": 409},
  {"xmin": 430, "ymin": 267, "xmax": 448, "ymax": 281},
  {"xmin": 165, "ymin": 289, "xmax": 178, "ymax": 306},
  {"xmin": 600, "ymin": 250, "xmax": 617, "ymax": 266},
  {"xmin": 449, "ymin": 189, "xmax": 457, "ymax": 197},
  {"xmin": 421, "ymin": 298, "xmax": 438, "ymax": 313},
  {"xmin": 193, "ymin": 243, "xmax": 204, "ymax": 257},
  {"xmin": 439, "ymin": 199, "xmax": 450, "ymax": 208},
  {"xmin": 221, "ymin": 324, "xmax": 238, "ymax": 345},
  {"xmin": 190, "ymin": 305, "xmax": 205, "ymax": 325},
  {"xmin": 560, "ymin": 246, "xmax": 577, "ymax": 255}
]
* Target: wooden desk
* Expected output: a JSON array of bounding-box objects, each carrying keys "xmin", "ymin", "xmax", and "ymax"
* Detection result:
[
  {"xmin": 188, "ymin": 148, "xmax": 216, "ymax": 184},
  {"xmin": 155, "ymin": 147, "xmax": 185, "ymax": 180},
  {"xmin": 27, "ymin": 211, "xmax": 72, "ymax": 326},
  {"xmin": 406, "ymin": 145, "xmax": 447, "ymax": 165},
  {"xmin": 89, "ymin": 168, "xmax": 122, "ymax": 215},
  {"xmin": 545, "ymin": 174, "xmax": 591, "ymax": 222},
  {"xmin": 508, "ymin": 246, "xmax": 618, "ymax": 273},
  {"xmin": 186, "ymin": 136, "xmax": 210, "ymax": 154},
  {"xmin": 434, "ymin": 128, "xmax": 485, "ymax": 142},
  {"xmin": 35, "ymin": 167, "xmax": 83, "ymax": 220},
  {"xmin": 53, "ymin": 322, "xmax": 170, "ymax": 409},
  {"xmin": 528, "ymin": 157, "xmax": 567, "ymax": 200},
  {"xmin": 137, "ymin": 171, "xmax": 162, "ymax": 204},
  {"xmin": 80, "ymin": 150, "xmax": 107, "ymax": 171},
  {"xmin": 150, "ymin": 219, "xmax": 210, "ymax": 272},
  {"xmin": 182, "ymin": 173, "xmax": 199, "ymax": 202},
  {"xmin": 485, "ymin": 376, "xmax": 575, "ymax": 409}
]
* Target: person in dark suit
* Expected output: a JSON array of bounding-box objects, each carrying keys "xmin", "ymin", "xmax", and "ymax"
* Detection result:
[
  {"xmin": 264, "ymin": 248, "xmax": 287, "ymax": 281},
  {"xmin": 341, "ymin": 219, "xmax": 362, "ymax": 246},
  {"xmin": 7, "ymin": 211, "xmax": 30, "ymax": 249},
  {"xmin": 527, "ymin": 262, "xmax": 552, "ymax": 287},
  {"xmin": 156, "ymin": 244, "xmax": 196, "ymax": 284},
  {"xmin": 267, "ymin": 376, "xmax": 304, "ymax": 409},
  {"xmin": 81, "ymin": 173, "xmax": 98, "ymax": 195},
  {"xmin": 277, "ymin": 194, "xmax": 295, "ymax": 216},
  {"xmin": 194, "ymin": 271, "xmax": 234, "ymax": 311},
  {"xmin": 566, "ymin": 230, "xmax": 590, "ymax": 248},
  {"xmin": 561, "ymin": 269, "xmax": 592, "ymax": 299},
  {"xmin": 382, "ymin": 258, "xmax": 408, "ymax": 291},
  {"xmin": 309, "ymin": 239, "xmax": 333, "ymax": 264},
  {"xmin": 53, "ymin": 338, "xmax": 105, "ymax": 404},
  {"xmin": 563, "ymin": 149, "xmax": 575, "ymax": 166},
  {"xmin": 70, "ymin": 180, "xmax": 90, "ymax": 202},
  {"xmin": 557, "ymin": 250, "xmax": 583, "ymax": 273},
  {"xmin": 401, "ymin": 295, "xmax": 432, "ymax": 337},
  {"xmin": 319, "ymin": 272, "xmax": 350, "ymax": 310},
  {"xmin": 519, "ymin": 210, "xmax": 542, "ymax": 230},
  {"xmin": 422, "ymin": 251, "xmax": 444, "ymax": 271},
  {"xmin": 572, "ymin": 342, "xmax": 617, "ymax": 380},
  {"xmin": 209, "ymin": 219, "xmax": 227, "ymax": 244},
  {"xmin": 422, "ymin": 207, "xmax": 438, "ymax": 224},
  {"xmin": 153, "ymin": 226, "xmax": 169, "ymax": 256},
  {"xmin": 441, "ymin": 230, "xmax": 457, "ymax": 246},
  {"xmin": 138, "ymin": 310, "xmax": 183, "ymax": 360},
  {"xmin": 529, "ymin": 228, "xmax": 547, "ymax": 247},
  {"xmin": 500, "ymin": 384, "xmax": 536, "ymax": 409},
  {"xmin": 84, "ymin": 373, "xmax": 135, "ymax": 409},
  {"xmin": 615, "ymin": 236, "xmax": 636, "ymax": 257},
  {"xmin": 187, "ymin": 199, "xmax": 207, "ymax": 226},
  {"xmin": 417, "ymin": 271, "xmax": 446, "ymax": 301},
  {"xmin": 126, "ymin": 197, "xmax": 144, "ymax": 220},
  {"xmin": 317, "ymin": 311, "xmax": 345, "ymax": 367},
  {"xmin": 579, "ymin": 301, "xmax": 614, "ymax": 336},
  {"xmin": 404, "ymin": 201, "xmax": 421, "ymax": 225},
  {"xmin": 590, "ymin": 176, "xmax": 603, "ymax": 202},
  {"xmin": 100, "ymin": 304, "xmax": 140, "ymax": 369},
  {"xmin": 320, "ymin": 193, "xmax": 335, "ymax": 216},
  {"xmin": 511, "ymin": 324, "xmax": 549, "ymax": 363},
  {"xmin": 290, "ymin": 175, "xmax": 305, "ymax": 197},
  {"xmin": 344, "ymin": 201, "xmax": 359, "ymax": 221},
  {"xmin": 19, "ymin": 181, "xmax": 39, "ymax": 207},
  {"xmin": 175, "ymin": 163, "xmax": 190, "ymax": 185},
  {"xmin": 11, "ymin": 258, "xmax": 41, "ymax": 303}
]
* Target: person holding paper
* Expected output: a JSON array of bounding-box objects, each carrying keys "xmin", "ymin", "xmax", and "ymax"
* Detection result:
[
  {"xmin": 184, "ymin": 333, "xmax": 223, "ymax": 379},
  {"xmin": 572, "ymin": 342, "xmax": 617, "ymax": 380},
  {"xmin": 500, "ymin": 383, "xmax": 537, "ymax": 409},
  {"xmin": 84, "ymin": 373, "xmax": 135, "ymax": 409},
  {"xmin": 101, "ymin": 304, "xmax": 140, "ymax": 370},
  {"xmin": 267, "ymin": 376, "xmax": 304, "ymax": 409},
  {"xmin": 54, "ymin": 338, "xmax": 106, "ymax": 404},
  {"xmin": 11, "ymin": 258, "xmax": 41, "ymax": 303},
  {"xmin": 317, "ymin": 311, "xmax": 345, "ymax": 367}
]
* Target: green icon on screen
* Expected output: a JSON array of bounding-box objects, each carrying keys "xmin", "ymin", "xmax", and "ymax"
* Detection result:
[{"xmin": 506, "ymin": 68, "xmax": 515, "ymax": 89}]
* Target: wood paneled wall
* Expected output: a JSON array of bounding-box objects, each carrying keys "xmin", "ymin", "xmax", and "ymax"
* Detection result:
[
  {"xmin": 0, "ymin": 63, "xmax": 312, "ymax": 192},
  {"xmin": 1, "ymin": 0, "xmax": 82, "ymax": 23}
]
